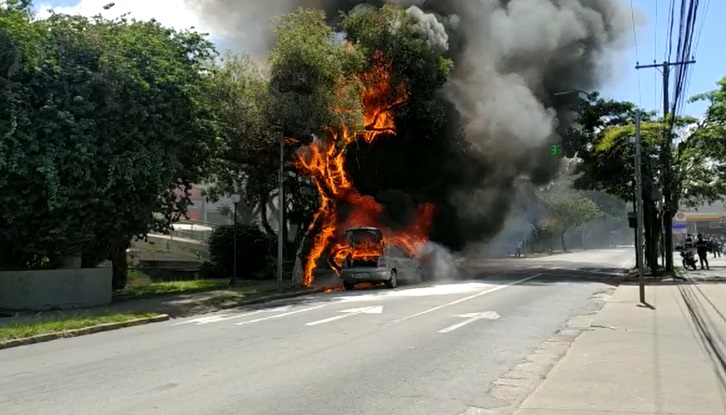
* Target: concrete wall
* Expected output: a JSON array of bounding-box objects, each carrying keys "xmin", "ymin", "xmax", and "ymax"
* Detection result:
[{"xmin": 0, "ymin": 268, "xmax": 112, "ymax": 311}]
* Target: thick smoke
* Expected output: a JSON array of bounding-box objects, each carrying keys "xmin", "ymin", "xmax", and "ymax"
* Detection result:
[{"xmin": 186, "ymin": 0, "xmax": 635, "ymax": 249}]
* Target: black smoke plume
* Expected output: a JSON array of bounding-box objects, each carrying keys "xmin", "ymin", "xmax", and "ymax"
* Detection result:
[{"xmin": 185, "ymin": 0, "xmax": 635, "ymax": 249}]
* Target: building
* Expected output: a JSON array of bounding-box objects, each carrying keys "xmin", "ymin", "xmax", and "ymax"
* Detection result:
[
  {"xmin": 184, "ymin": 184, "xmax": 235, "ymax": 225},
  {"xmin": 673, "ymin": 201, "xmax": 726, "ymax": 238}
]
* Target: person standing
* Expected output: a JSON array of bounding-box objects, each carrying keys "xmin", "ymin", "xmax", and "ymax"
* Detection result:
[
  {"xmin": 716, "ymin": 238, "xmax": 722, "ymax": 258},
  {"xmin": 696, "ymin": 234, "xmax": 710, "ymax": 270}
]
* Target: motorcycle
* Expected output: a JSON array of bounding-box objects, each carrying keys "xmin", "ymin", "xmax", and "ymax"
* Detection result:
[{"xmin": 680, "ymin": 249, "xmax": 698, "ymax": 270}]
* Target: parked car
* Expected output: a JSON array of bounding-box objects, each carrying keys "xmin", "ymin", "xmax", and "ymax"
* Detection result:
[{"xmin": 338, "ymin": 227, "xmax": 422, "ymax": 290}]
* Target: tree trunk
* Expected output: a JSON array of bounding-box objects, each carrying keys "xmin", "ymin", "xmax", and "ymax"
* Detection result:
[
  {"xmin": 258, "ymin": 191, "xmax": 276, "ymax": 236},
  {"xmin": 560, "ymin": 231, "xmax": 567, "ymax": 252},
  {"xmin": 643, "ymin": 202, "xmax": 660, "ymax": 275},
  {"xmin": 110, "ymin": 241, "xmax": 130, "ymax": 291},
  {"xmin": 280, "ymin": 186, "xmax": 289, "ymax": 259}
]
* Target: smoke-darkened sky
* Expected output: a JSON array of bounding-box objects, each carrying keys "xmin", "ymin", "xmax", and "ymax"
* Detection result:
[{"xmin": 180, "ymin": 0, "xmax": 635, "ymax": 246}]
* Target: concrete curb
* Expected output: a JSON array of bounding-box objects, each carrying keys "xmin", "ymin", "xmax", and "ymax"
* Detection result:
[
  {"xmin": 218, "ymin": 287, "xmax": 327, "ymax": 309},
  {"xmin": 0, "ymin": 314, "xmax": 170, "ymax": 350}
]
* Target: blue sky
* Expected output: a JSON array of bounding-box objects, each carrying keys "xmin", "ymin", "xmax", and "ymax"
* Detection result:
[
  {"xmin": 605, "ymin": 0, "xmax": 723, "ymax": 118},
  {"xmin": 42, "ymin": 0, "xmax": 722, "ymax": 118}
]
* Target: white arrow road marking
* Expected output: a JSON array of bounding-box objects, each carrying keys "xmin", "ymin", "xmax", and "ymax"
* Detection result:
[
  {"xmin": 235, "ymin": 305, "xmax": 327, "ymax": 326},
  {"xmin": 305, "ymin": 305, "xmax": 383, "ymax": 326},
  {"xmin": 438, "ymin": 311, "xmax": 500, "ymax": 334},
  {"xmin": 172, "ymin": 306, "xmax": 293, "ymax": 326},
  {"xmin": 395, "ymin": 274, "xmax": 540, "ymax": 323}
]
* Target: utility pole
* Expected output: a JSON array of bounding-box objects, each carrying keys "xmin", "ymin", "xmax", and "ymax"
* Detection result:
[
  {"xmin": 635, "ymin": 59, "xmax": 695, "ymax": 273},
  {"xmin": 634, "ymin": 110, "xmax": 646, "ymax": 303}
]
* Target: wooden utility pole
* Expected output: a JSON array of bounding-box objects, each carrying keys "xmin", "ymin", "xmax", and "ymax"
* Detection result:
[{"xmin": 635, "ymin": 60, "xmax": 695, "ymax": 272}]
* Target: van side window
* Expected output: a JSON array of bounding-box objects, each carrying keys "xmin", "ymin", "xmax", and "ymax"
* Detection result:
[{"xmin": 389, "ymin": 245, "xmax": 410, "ymax": 258}]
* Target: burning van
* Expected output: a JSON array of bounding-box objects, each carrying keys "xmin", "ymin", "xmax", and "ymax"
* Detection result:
[{"xmin": 338, "ymin": 226, "xmax": 422, "ymax": 290}]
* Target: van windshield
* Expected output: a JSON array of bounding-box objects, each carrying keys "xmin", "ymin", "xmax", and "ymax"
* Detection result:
[
  {"xmin": 342, "ymin": 228, "xmax": 384, "ymax": 268},
  {"xmin": 346, "ymin": 228, "xmax": 383, "ymax": 247}
]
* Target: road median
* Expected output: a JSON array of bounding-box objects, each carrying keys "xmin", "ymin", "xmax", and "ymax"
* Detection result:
[
  {"xmin": 0, "ymin": 286, "xmax": 325, "ymax": 350},
  {"xmin": 0, "ymin": 313, "xmax": 169, "ymax": 350}
]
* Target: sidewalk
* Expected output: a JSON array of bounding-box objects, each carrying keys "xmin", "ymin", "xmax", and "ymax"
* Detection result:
[{"xmin": 514, "ymin": 259, "xmax": 726, "ymax": 414}]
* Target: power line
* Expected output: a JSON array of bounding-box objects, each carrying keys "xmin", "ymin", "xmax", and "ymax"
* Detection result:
[
  {"xmin": 693, "ymin": 0, "xmax": 711, "ymax": 54},
  {"xmin": 667, "ymin": 0, "xmax": 677, "ymax": 61},
  {"xmin": 670, "ymin": 0, "xmax": 699, "ymax": 121},
  {"xmin": 682, "ymin": 0, "xmax": 709, "ymax": 117}
]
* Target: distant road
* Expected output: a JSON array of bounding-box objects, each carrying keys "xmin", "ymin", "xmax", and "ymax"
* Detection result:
[{"xmin": 0, "ymin": 249, "xmax": 632, "ymax": 415}]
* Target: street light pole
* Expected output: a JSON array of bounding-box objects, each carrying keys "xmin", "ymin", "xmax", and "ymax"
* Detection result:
[
  {"xmin": 633, "ymin": 110, "xmax": 646, "ymax": 303},
  {"xmin": 552, "ymin": 89, "xmax": 590, "ymax": 97},
  {"xmin": 230, "ymin": 193, "xmax": 241, "ymax": 287},
  {"xmin": 277, "ymin": 129, "xmax": 285, "ymax": 291}
]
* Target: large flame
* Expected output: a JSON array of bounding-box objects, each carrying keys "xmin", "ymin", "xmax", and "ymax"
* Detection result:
[{"xmin": 295, "ymin": 50, "xmax": 435, "ymax": 286}]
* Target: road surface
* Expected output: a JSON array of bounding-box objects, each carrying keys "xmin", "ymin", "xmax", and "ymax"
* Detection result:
[{"xmin": 0, "ymin": 248, "xmax": 632, "ymax": 415}]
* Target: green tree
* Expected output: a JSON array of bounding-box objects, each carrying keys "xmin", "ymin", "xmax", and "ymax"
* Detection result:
[
  {"xmin": 205, "ymin": 51, "xmax": 319, "ymax": 257},
  {"xmin": 685, "ymin": 76, "xmax": 726, "ymax": 205},
  {"xmin": 0, "ymin": 0, "xmax": 51, "ymax": 267},
  {"xmin": 565, "ymin": 89, "xmax": 724, "ymax": 271},
  {"xmin": 538, "ymin": 191, "xmax": 603, "ymax": 252},
  {"xmin": 205, "ymin": 53, "xmax": 277, "ymax": 233},
  {"xmin": 267, "ymin": 8, "xmax": 365, "ymax": 141},
  {"xmin": 0, "ymin": 5, "xmax": 221, "ymax": 289},
  {"xmin": 78, "ymin": 13, "xmax": 221, "ymax": 289},
  {"xmin": 262, "ymin": 5, "xmax": 456, "ymax": 262}
]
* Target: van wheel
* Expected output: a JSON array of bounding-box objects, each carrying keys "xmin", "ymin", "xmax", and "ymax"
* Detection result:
[
  {"xmin": 385, "ymin": 269, "xmax": 398, "ymax": 289},
  {"xmin": 343, "ymin": 282, "xmax": 355, "ymax": 290}
]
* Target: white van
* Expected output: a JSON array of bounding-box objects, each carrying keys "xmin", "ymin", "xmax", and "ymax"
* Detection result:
[{"xmin": 338, "ymin": 227, "xmax": 422, "ymax": 291}]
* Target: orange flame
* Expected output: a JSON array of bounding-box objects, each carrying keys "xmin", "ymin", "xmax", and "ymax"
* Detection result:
[{"xmin": 295, "ymin": 50, "xmax": 435, "ymax": 287}]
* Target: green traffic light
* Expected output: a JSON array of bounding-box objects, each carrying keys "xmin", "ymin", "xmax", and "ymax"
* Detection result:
[{"xmin": 550, "ymin": 145, "xmax": 562, "ymax": 156}]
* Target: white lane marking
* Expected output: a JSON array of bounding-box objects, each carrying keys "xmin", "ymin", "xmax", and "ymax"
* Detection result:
[
  {"xmin": 339, "ymin": 282, "xmax": 502, "ymax": 302},
  {"xmin": 394, "ymin": 274, "xmax": 541, "ymax": 323},
  {"xmin": 438, "ymin": 311, "xmax": 500, "ymax": 334},
  {"xmin": 235, "ymin": 305, "xmax": 327, "ymax": 325},
  {"xmin": 305, "ymin": 305, "xmax": 383, "ymax": 326},
  {"xmin": 172, "ymin": 311, "xmax": 262, "ymax": 326},
  {"xmin": 172, "ymin": 306, "xmax": 293, "ymax": 326}
]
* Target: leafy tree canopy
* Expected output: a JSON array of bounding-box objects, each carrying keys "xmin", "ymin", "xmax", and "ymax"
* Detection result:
[
  {"xmin": 564, "ymin": 91, "xmax": 724, "ymax": 209},
  {"xmin": 267, "ymin": 8, "xmax": 366, "ymax": 141},
  {"xmin": 538, "ymin": 190, "xmax": 603, "ymax": 251},
  {"xmin": 0, "ymin": 3, "xmax": 221, "ymax": 282},
  {"xmin": 683, "ymin": 76, "xmax": 726, "ymax": 206}
]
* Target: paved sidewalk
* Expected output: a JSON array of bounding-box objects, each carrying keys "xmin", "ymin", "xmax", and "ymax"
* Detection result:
[{"xmin": 514, "ymin": 260, "xmax": 726, "ymax": 415}]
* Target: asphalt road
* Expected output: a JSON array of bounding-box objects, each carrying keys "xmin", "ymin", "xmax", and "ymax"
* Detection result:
[{"xmin": 0, "ymin": 248, "xmax": 632, "ymax": 415}]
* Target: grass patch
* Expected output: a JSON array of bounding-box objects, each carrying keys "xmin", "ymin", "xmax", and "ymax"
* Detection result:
[
  {"xmin": 0, "ymin": 312, "xmax": 159, "ymax": 342},
  {"xmin": 115, "ymin": 279, "xmax": 229, "ymax": 301},
  {"xmin": 127, "ymin": 268, "xmax": 152, "ymax": 286}
]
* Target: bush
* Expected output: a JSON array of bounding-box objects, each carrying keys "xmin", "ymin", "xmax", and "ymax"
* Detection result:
[{"xmin": 208, "ymin": 224, "xmax": 276, "ymax": 280}]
